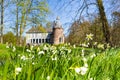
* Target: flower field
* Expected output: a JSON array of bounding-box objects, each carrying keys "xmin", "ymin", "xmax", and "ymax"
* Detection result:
[{"xmin": 0, "ymin": 43, "xmax": 120, "ymax": 80}]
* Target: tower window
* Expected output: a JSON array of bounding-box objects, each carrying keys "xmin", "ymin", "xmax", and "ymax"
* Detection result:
[{"xmin": 59, "ymin": 37, "xmax": 62, "ymax": 43}]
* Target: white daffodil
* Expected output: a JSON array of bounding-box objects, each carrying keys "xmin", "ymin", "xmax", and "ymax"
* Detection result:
[
  {"xmin": 107, "ymin": 43, "xmax": 110, "ymax": 49},
  {"xmin": 86, "ymin": 33, "xmax": 94, "ymax": 41},
  {"xmin": 90, "ymin": 54, "xmax": 96, "ymax": 58},
  {"xmin": 68, "ymin": 49, "xmax": 71, "ymax": 53},
  {"xmin": 80, "ymin": 67, "xmax": 88, "ymax": 75},
  {"xmin": 38, "ymin": 51, "xmax": 44, "ymax": 55},
  {"xmin": 6, "ymin": 45, "xmax": 9, "ymax": 48},
  {"xmin": 52, "ymin": 50, "xmax": 57, "ymax": 54},
  {"xmin": 73, "ymin": 44, "xmax": 76, "ymax": 48},
  {"xmin": 81, "ymin": 49, "xmax": 85, "ymax": 57},
  {"xmin": 21, "ymin": 55, "xmax": 26, "ymax": 60},
  {"xmin": 89, "ymin": 78, "xmax": 93, "ymax": 80},
  {"xmin": 74, "ymin": 66, "xmax": 88, "ymax": 75},
  {"xmin": 47, "ymin": 76, "xmax": 50, "ymax": 80},
  {"xmin": 32, "ymin": 62, "xmax": 35, "ymax": 65},
  {"xmin": 82, "ymin": 43, "xmax": 88, "ymax": 47},
  {"xmin": 97, "ymin": 44, "xmax": 104, "ymax": 49},
  {"xmin": 84, "ymin": 63, "xmax": 88, "ymax": 68},
  {"xmin": 31, "ymin": 55, "xmax": 34, "ymax": 59},
  {"xmin": 43, "ymin": 45, "xmax": 48, "ymax": 50},
  {"xmin": 12, "ymin": 46, "xmax": 16, "ymax": 52},
  {"xmin": 82, "ymin": 57, "xmax": 87, "ymax": 62},
  {"xmin": 18, "ymin": 54, "xmax": 20, "ymax": 57},
  {"xmin": 26, "ymin": 49, "xmax": 31, "ymax": 52},
  {"xmin": 15, "ymin": 67, "xmax": 22, "ymax": 75},
  {"xmin": 94, "ymin": 42, "xmax": 98, "ymax": 46},
  {"xmin": 68, "ymin": 43, "xmax": 70, "ymax": 45},
  {"xmin": 75, "ymin": 67, "xmax": 81, "ymax": 74},
  {"xmin": 52, "ymin": 57, "xmax": 57, "ymax": 61},
  {"xmin": 50, "ymin": 46, "xmax": 56, "ymax": 51}
]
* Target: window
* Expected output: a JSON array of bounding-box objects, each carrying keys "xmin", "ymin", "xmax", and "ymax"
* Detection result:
[
  {"xmin": 31, "ymin": 39, "xmax": 32, "ymax": 43},
  {"xmin": 36, "ymin": 39, "xmax": 38, "ymax": 44},
  {"xmin": 42, "ymin": 39, "xmax": 44, "ymax": 43},
  {"xmin": 33, "ymin": 39, "xmax": 35, "ymax": 43},
  {"xmin": 59, "ymin": 37, "xmax": 62, "ymax": 43},
  {"xmin": 39, "ymin": 39, "xmax": 41, "ymax": 43},
  {"xmin": 46, "ymin": 39, "xmax": 50, "ymax": 43},
  {"xmin": 46, "ymin": 39, "xmax": 48, "ymax": 43}
]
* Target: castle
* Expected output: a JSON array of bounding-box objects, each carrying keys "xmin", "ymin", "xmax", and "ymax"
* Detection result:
[{"xmin": 26, "ymin": 17, "xmax": 64, "ymax": 45}]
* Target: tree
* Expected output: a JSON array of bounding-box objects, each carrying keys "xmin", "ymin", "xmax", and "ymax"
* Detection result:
[
  {"xmin": 111, "ymin": 11, "xmax": 120, "ymax": 47},
  {"xmin": 67, "ymin": 20, "xmax": 91, "ymax": 45},
  {"xmin": 37, "ymin": 24, "xmax": 47, "ymax": 32},
  {"xmin": 12, "ymin": 0, "xmax": 20, "ymax": 45},
  {"xmin": 0, "ymin": 0, "xmax": 4, "ymax": 44},
  {"xmin": 0, "ymin": 0, "xmax": 11, "ymax": 44},
  {"xmin": 3, "ymin": 32, "xmax": 16, "ymax": 44},
  {"xmin": 46, "ymin": 21, "xmax": 52, "ymax": 28},
  {"xmin": 60, "ymin": 0, "xmax": 112, "ymax": 44},
  {"xmin": 96, "ymin": 0, "xmax": 111, "ymax": 44},
  {"xmin": 18, "ymin": 0, "xmax": 49, "ymax": 46},
  {"xmin": 90, "ymin": 16, "xmax": 104, "ymax": 43}
]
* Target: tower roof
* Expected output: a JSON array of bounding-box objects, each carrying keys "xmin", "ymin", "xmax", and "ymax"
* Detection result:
[
  {"xmin": 53, "ymin": 16, "xmax": 62, "ymax": 28},
  {"xmin": 56, "ymin": 16, "xmax": 60, "ymax": 20}
]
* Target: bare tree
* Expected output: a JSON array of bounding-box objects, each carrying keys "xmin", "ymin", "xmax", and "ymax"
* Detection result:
[
  {"xmin": 60, "ymin": 0, "xmax": 111, "ymax": 44},
  {"xmin": 15, "ymin": 0, "xmax": 19, "ymax": 45}
]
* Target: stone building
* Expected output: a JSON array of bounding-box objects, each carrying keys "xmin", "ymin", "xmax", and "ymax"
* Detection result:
[{"xmin": 26, "ymin": 17, "xmax": 64, "ymax": 45}]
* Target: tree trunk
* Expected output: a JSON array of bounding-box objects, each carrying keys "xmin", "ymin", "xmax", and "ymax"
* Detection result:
[
  {"xmin": 19, "ymin": 15, "xmax": 24, "ymax": 46},
  {"xmin": 96, "ymin": 0, "xmax": 111, "ymax": 44},
  {"xmin": 1, "ymin": 0, "xmax": 4, "ymax": 44},
  {"xmin": 16, "ymin": 3, "xmax": 19, "ymax": 45}
]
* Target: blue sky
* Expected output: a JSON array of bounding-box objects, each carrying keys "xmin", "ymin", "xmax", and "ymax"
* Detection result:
[
  {"xmin": 2, "ymin": 0, "xmax": 120, "ymax": 36},
  {"xmin": 47, "ymin": 0, "xmax": 98, "ymax": 35},
  {"xmin": 46, "ymin": 0, "xmax": 120, "ymax": 35},
  {"xmin": 47, "ymin": 0, "xmax": 78, "ymax": 35}
]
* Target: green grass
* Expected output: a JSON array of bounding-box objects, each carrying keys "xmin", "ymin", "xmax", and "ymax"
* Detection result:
[{"xmin": 0, "ymin": 43, "xmax": 120, "ymax": 80}]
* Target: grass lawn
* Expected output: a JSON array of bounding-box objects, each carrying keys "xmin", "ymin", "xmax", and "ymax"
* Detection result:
[{"xmin": 0, "ymin": 43, "xmax": 120, "ymax": 80}]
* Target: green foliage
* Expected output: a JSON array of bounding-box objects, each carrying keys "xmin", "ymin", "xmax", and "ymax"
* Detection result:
[
  {"xmin": 67, "ymin": 21, "xmax": 91, "ymax": 45},
  {"xmin": 37, "ymin": 25, "xmax": 47, "ymax": 33},
  {"xmin": 67, "ymin": 16, "xmax": 107, "ymax": 45},
  {"xmin": 46, "ymin": 22, "xmax": 52, "ymax": 28},
  {"xmin": 3, "ymin": 32, "xmax": 16, "ymax": 44}
]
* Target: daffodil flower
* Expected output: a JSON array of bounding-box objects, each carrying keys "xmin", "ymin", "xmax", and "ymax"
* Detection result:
[
  {"xmin": 86, "ymin": 33, "xmax": 94, "ymax": 41},
  {"xmin": 15, "ymin": 67, "xmax": 22, "ymax": 75}
]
